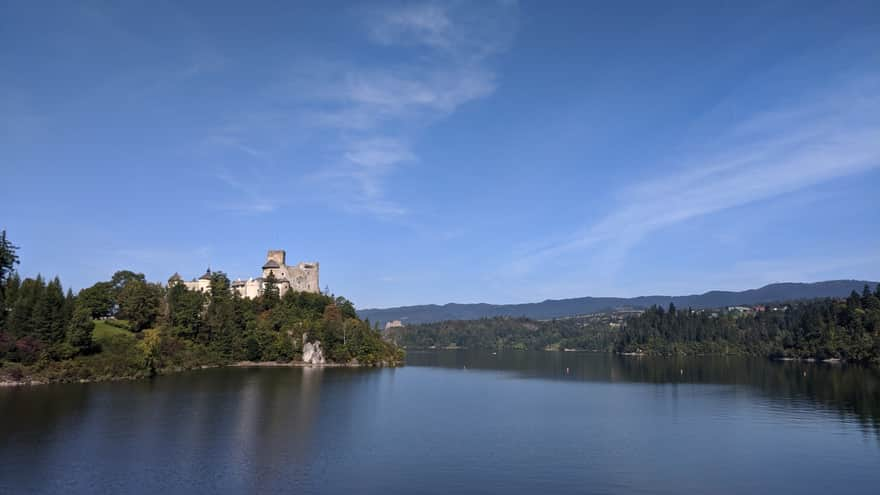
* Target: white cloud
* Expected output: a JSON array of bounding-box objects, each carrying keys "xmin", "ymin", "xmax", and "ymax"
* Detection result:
[
  {"xmin": 511, "ymin": 77, "xmax": 880, "ymax": 275},
  {"xmin": 206, "ymin": 2, "xmax": 516, "ymax": 219},
  {"xmin": 301, "ymin": 2, "xmax": 516, "ymax": 218},
  {"xmin": 367, "ymin": 3, "xmax": 454, "ymax": 50}
]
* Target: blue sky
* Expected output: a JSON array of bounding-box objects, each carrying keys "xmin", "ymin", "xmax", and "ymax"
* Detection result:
[{"xmin": 2, "ymin": 0, "xmax": 879, "ymax": 308}]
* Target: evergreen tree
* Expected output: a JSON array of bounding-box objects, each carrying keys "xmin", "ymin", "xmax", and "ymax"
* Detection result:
[
  {"xmin": 0, "ymin": 230, "xmax": 19, "ymax": 289},
  {"xmin": 0, "ymin": 230, "xmax": 20, "ymax": 327},
  {"xmin": 34, "ymin": 276, "xmax": 67, "ymax": 344},
  {"xmin": 204, "ymin": 272, "xmax": 235, "ymax": 354},
  {"xmin": 1, "ymin": 272, "xmax": 21, "ymax": 331},
  {"xmin": 166, "ymin": 282, "xmax": 204, "ymax": 337},
  {"xmin": 63, "ymin": 288, "xmax": 76, "ymax": 324},
  {"xmin": 262, "ymin": 270, "xmax": 280, "ymax": 309},
  {"xmin": 8, "ymin": 275, "xmax": 44, "ymax": 339}
]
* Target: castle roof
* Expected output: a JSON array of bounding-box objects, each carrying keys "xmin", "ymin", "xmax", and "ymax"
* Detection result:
[
  {"xmin": 262, "ymin": 260, "xmax": 281, "ymax": 269},
  {"xmin": 199, "ymin": 268, "xmax": 213, "ymax": 280},
  {"xmin": 168, "ymin": 272, "xmax": 182, "ymax": 282}
]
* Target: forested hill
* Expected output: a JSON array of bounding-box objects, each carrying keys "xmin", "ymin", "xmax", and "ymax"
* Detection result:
[{"xmin": 359, "ymin": 280, "xmax": 878, "ymax": 326}]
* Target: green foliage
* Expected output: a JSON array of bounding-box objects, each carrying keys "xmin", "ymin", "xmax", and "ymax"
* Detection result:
[
  {"xmin": 6, "ymin": 275, "xmax": 44, "ymax": 338},
  {"xmin": 0, "ymin": 237, "xmax": 402, "ymax": 384},
  {"xmin": 117, "ymin": 279, "xmax": 163, "ymax": 331},
  {"xmin": 614, "ymin": 291, "xmax": 880, "ymax": 363},
  {"xmin": 0, "ymin": 230, "xmax": 19, "ymax": 291},
  {"xmin": 390, "ymin": 315, "xmax": 618, "ymax": 351},
  {"xmin": 77, "ymin": 282, "xmax": 115, "ymax": 319},
  {"xmin": 260, "ymin": 271, "xmax": 280, "ymax": 309},
  {"xmin": 34, "ymin": 277, "xmax": 67, "ymax": 345},
  {"xmin": 67, "ymin": 307, "xmax": 95, "ymax": 352},
  {"xmin": 392, "ymin": 289, "xmax": 880, "ymax": 365},
  {"xmin": 0, "ymin": 230, "xmax": 20, "ymax": 328},
  {"xmin": 165, "ymin": 283, "xmax": 204, "ymax": 337}
]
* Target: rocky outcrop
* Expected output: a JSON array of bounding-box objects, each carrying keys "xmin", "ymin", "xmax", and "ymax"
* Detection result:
[{"xmin": 301, "ymin": 334, "xmax": 325, "ymax": 365}]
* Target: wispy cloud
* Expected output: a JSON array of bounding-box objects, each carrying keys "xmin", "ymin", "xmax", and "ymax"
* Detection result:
[
  {"xmin": 306, "ymin": 2, "xmax": 515, "ymax": 217},
  {"xmin": 209, "ymin": 1, "xmax": 517, "ymax": 219},
  {"xmin": 510, "ymin": 77, "xmax": 880, "ymax": 275}
]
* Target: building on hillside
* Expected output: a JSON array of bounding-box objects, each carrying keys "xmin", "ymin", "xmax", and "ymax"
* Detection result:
[
  {"xmin": 168, "ymin": 250, "xmax": 320, "ymax": 299},
  {"xmin": 168, "ymin": 269, "xmax": 213, "ymax": 293},
  {"xmin": 384, "ymin": 320, "xmax": 404, "ymax": 331}
]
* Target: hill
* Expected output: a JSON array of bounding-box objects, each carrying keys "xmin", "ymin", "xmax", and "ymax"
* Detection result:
[{"xmin": 358, "ymin": 280, "xmax": 878, "ymax": 326}]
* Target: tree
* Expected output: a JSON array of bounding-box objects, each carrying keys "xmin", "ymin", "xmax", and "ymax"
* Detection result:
[
  {"xmin": 78, "ymin": 281, "xmax": 116, "ymax": 318},
  {"xmin": 111, "ymin": 270, "xmax": 146, "ymax": 293},
  {"xmin": 204, "ymin": 272, "xmax": 236, "ymax": 354},
  {"xmin": 166, "ymin": 282, "xmax": 204, "ymax": 337},
  {"xmin": 0, "ymin": 230, "xmax": 20, "ymax": 326},
  {"xmin": 335, "ymin": 296, "xmax": 357, "ymax": 319},
  {"xmin": 7, "ymin": 275, "xmax": 44, "ymax": 339},
  {"xmin": 1, "ymin": 272, "xmax": 21, "ymax": 330},
  {"xmin": 117, "ymin": 280, "xmax": 163, "ymax": 331},
  {"xmin": 67, "ymin": 306, "xmax": 95, "ymax": 352},
  {"xmin": 262, "ymin": 270, "xmax": 280, "ymax": 309},
  {"xmin": 33, "ymin": 276, "xmax": 67, "ymax": 345},
  {"xmin": 0, "ymin": 230, "xmax": 19, "ymax": 288}
]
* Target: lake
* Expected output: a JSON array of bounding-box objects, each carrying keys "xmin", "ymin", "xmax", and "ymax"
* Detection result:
[{"xmin": 2, "ymin": 351, "xmax": 879, "ymax": 494}]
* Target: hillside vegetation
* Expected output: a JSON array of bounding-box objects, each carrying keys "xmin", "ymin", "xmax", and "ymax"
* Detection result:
[
  {"xmin": 361, "ymin": 280, "xmax": 879, "ymax": 325},
  {"xmin": 0, "ymin": 231, "xmax": 403, "ymax": 384},
  {"xmin": 390, "ymin": 287, "xmax": 880, "ymax": 365}
]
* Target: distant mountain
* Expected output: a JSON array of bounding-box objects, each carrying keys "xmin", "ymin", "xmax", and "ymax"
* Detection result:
[{"xmin": 358, "ymin": 280, "xmax": 879, "ymax": 327}]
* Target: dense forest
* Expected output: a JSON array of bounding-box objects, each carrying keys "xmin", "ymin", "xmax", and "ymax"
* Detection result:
[
  {"xmin": 617, "ymin": 293, "xmax": 880, "ymax": 363},
  {"xmin": 389, "ymin": 288, "xmax": 880, "ymax": 365},
  {"xmin": 0, "ymin": 231, "xmax": 403, "ymax": 384},
  {"xmin": 387, "ymin": 314, "xmax": 618, "ymax": 351}
]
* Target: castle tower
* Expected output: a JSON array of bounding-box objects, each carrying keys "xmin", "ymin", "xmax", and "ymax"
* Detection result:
[{"xmin": 266, "ymin": 250, "xmax": 286, "ymax": 265}]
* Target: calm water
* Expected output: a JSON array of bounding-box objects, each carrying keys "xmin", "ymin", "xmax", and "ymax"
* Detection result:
[{"xmin": 2, "ymin": 351, "xmax": 879, "ymax": 494}]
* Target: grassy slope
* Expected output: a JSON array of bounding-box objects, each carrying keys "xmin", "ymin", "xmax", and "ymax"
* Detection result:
[{"xmin": 92, "ymin": 320, "xmax": 135, "ymax": 343}]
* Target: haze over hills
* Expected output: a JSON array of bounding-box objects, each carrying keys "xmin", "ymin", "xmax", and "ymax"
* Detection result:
[{"xmin": 359, "ymin": 280, "xmax": 879, "ymax": 327}]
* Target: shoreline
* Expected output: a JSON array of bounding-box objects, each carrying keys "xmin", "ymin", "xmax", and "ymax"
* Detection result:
[
  {"xmin": 1, "ymin": 359, "xmax": 401, "ymax": 387},
  {"xmin": 231, "ymin": 360, "xmax": 375, "ymax": 368}
]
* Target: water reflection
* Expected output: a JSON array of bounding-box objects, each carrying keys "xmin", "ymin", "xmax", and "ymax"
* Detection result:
[
  {"xmin": 0, "ymin": 367, "xmax": 389, "ymax": 493},
  {"xmin": 405, "ymin": 350, "xmax": 880, "ymax": 435},
  {"xmin": 1, "ymin": 356, "xmax": 879, "ymax": 494}
]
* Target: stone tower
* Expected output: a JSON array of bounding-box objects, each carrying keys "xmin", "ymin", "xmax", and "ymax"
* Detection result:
[{"xmin": 266, "ymin": 250, "xmax": 286, "ymax": 265}]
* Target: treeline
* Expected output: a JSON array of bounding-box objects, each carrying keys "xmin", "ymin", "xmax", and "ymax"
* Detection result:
[
  {"xmin": 390, "ymin": 287, "xmax": 880, "ymax": 365},
  {"xmin": 0, "ymin": 231, "xmax": 402, "ymax": 383},
  {"xmin": 387, "ymin": 316, "xmax": 618, "ymax": 352},
  {"xmin": 617, "ymin": 288, "xmax": 880, "ymax": 363}
]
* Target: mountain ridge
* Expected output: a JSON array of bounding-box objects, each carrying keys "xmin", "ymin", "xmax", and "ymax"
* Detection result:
[{"xmin": 358, "ymin": 280, "xmax": 879, "ymax": 326}]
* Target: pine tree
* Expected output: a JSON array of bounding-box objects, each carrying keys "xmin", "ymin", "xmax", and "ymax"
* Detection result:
[
  {"xmin": 9, "ymin": 275, "xmax": 45, "ymax": 339},
  {"xmin": 36, "ymin": 277, "xmax": 67, "ymax": 345},
  {"xmin": 262, "ymin": 270, "xmax": 280, "ymax": 308},
  {"xmin": 0, "ymin": 230, "xmax": 19, "ymax": 289},
  {"xmin": 204, "ymin": 272, "xmax": 235, "ymax": 354}
]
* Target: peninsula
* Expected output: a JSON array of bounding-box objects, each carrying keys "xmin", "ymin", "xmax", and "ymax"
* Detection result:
[{"xmin": 0, "ymin": 232, "xmax": 404, "ymax": 386}]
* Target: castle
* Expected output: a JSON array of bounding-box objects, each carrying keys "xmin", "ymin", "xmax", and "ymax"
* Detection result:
[{"xmin": 168, "ymin": 249, "xmax": 319, "ymax": 299}]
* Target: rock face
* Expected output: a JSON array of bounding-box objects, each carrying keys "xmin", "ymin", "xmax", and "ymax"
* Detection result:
[{"xmin": 302, "ymin": 340, "xmax": 325, "ymax": 365}]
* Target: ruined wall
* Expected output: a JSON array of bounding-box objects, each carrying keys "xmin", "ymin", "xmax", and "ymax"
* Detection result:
[
  {"xmin": 266, "ymin": 250, "xmax": 286, "ymax": 265},
  {"xmin": 289, "ymin": 262, "xmax": 319, "ymax": 293}
]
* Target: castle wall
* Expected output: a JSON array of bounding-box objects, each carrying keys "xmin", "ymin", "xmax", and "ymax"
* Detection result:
[
  {"xmin": 171, "ymin": 249, "xmax": 319, "ymax": 299},
  {"xmin": 267, "ymin": 250, "xmax": 286, "ymax": 265}
]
